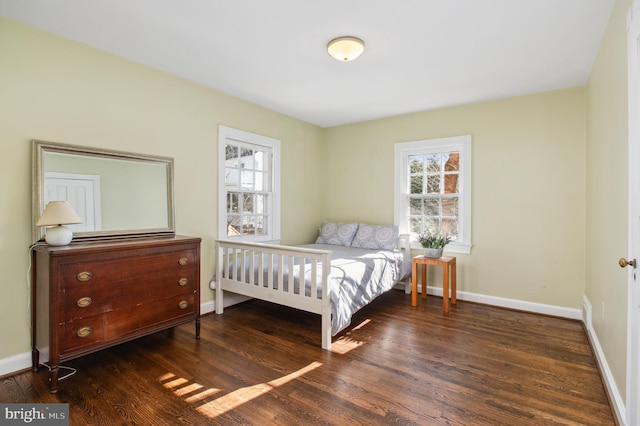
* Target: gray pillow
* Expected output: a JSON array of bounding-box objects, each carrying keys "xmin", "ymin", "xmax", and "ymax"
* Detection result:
[
  {"xmin": 315, "ymin": 221, "xmax": 359, "ymax": 246},
  {"xmin": 351, "ymin": 224, "xmax": 399, "ymax": 251}
]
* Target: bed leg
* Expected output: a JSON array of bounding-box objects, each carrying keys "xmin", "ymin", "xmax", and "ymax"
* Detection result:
[
  {"xmin": 321, "ymin": 312, "xmax": 331, "ymax": 350},
  {"xmin": 215, "ymin": 281, "xmax": 224, "ymax": 314}
]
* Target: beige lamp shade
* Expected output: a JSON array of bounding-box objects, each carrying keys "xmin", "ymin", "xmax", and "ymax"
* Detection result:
[
  {"xmin": 327, "ymin": 36, "xmax": 365, "ymax": 62},
  {"xmin": 37, "ymin": 201, "xmax": 82, "ymax": 226},
  {"xmin": 36, "ymin": 201, "xmax": 82, "ymax": 246}
]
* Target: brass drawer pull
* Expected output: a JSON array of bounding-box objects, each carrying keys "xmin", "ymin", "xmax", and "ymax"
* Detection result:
[
  {"xmin": 178, "ymin": 257, "xmax": 188, "ymax": 266},
  {"xmin": 77, "ymin": 297, "xmax": 92, "ymax": 308},
  {"xmin": 178, "ymin": 278, "xmax": 188, "ymax": 286},
  {"xmin": 77, "ymin": 271, "xmax": 92, "ymax": 282},
  {"xmin": 77, "ymin": 326, "xmax": 92, "ymax": 338},
  {"xmin": 178, "ymin": 300, "xmax": 189, "ymax": 309}
]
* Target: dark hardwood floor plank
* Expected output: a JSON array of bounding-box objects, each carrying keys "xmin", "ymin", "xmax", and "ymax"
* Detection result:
[{"xmin": 1, "ymin": 290, "xmax": 615, "ymax": 425}]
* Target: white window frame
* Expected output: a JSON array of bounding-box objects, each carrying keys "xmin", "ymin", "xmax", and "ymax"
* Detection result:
[
  {"xmin": 218, "ymin": 125, "xmax": 281, "ymax": 243},
  {"xmin": 394, "ymin": 134, "xmax": 472, "ymax": 254}
]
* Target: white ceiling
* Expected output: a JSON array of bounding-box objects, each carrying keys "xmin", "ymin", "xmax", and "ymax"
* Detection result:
[{"xmin": 0, "ymin": 0, "xmax": 615, "ymax": 128}]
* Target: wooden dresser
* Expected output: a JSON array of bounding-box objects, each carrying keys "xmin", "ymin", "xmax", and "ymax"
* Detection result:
[{"xmin": 31, "ymin": 235, "xmax": 201, "ymax": 392}]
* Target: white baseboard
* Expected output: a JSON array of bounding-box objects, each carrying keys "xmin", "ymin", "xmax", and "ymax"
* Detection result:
[
  {"xmin": 0, "ymin": 352, "xmax": 32, "ymax": 378},
  {"xmin": 201, "ymin": 300, "xmax": 215, "ymax": 315},
  {"xmin": 582, "ymin": 295, "xmax": 626, "ymax": 426},
  {"xmin": 425, "ymin": 285, "xmax": 582, "ymax": 319}
]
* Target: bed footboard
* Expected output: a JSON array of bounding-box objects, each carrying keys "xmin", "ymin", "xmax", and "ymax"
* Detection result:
[{"xmin": 215, "ymin": 240, "xmax": 333, "ymax": 349}]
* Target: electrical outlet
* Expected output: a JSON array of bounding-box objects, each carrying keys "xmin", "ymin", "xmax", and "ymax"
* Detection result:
[{"xmin": 601, "ymin": 301, "xmax": 605, "ymax": 320}]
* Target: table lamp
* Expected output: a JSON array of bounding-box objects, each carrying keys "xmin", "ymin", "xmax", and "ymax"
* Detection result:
[{"xmin": 36, "ymin": 201, "xmax": 82, "ymax": 246}]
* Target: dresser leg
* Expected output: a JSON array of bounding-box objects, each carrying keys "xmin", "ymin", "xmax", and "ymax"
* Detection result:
[
  {"xmin": 31, "ymin": 348, "xmax": 40, "ymax": 372},
  {"xmin": 49, "ymin": 365, "xmax": 59, "ymax": 393},
  {"xmin": 195, "ymin": 318, "xmax": 201, "ymax": 339}
]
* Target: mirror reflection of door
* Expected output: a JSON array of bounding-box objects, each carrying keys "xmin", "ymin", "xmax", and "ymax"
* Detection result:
[{"xmin": 43, "ymin": 172, "xmax": 102, "ymax": 232}]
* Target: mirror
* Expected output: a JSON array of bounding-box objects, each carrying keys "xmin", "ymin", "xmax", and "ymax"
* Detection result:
[{"xmin": 32, "ymin": 140, "xmax": 175, "ymax": 242}]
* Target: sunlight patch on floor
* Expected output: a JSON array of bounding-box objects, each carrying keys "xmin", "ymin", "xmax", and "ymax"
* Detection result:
[
  {"xmin": 197, "ymin": 361, "xmax": 323, "ymax": 418},
  {"xmin": 330, "ymin": 318, "xmax": 370, "ymax": 354},
  {"xmin": 159, "ymin": 372, "xmax": 223, "ymax": 405},
  {"xmin": 158, "ymin": 361, "xmax": 323, "ymax": 419},
  {"xmin": 184, "ymin": 387, "xmax": 221, "ymax": 403}
]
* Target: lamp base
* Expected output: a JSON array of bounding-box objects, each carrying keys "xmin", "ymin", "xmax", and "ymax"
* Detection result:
[{"xmin": 45, "ymin": 225, "xmax": 74, "ymax": 246}]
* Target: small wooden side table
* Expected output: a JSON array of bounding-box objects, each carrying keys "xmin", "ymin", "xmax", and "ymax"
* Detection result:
[{"xmin": 411, "ymin": 255, "xmax": 457, "ymax": 313}]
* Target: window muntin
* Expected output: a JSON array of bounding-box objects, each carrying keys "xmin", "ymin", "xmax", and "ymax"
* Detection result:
[
  {"xmin": 394, "ymin": 135, "xmax": 471, "ymax": 254},
  {"xmin": 219, "ymin": 126, "xmax": 280, "ymax": 242}
]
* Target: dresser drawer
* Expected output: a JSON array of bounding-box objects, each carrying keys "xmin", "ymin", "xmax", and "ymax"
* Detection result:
[
  {"xmin": 59, "ymin": 292, "xmax": 197, "ymax": 355},
  {"xmin": 60, "ymin": 249, "xmax": 197, "ymax": 291},
  {"xmin": 63, "ymin": 272, "xmax": 196, "ymax": 321}
]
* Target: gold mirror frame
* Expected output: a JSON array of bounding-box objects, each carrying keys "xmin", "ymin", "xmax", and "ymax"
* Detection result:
[{"xmin": 32, "ymin": 140, "xmax": 175, "ymax": 242}]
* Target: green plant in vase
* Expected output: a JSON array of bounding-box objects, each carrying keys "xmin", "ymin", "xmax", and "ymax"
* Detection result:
[{"xmin": 418, "ymin": 232, "xmax": 452, "ymax": 258}]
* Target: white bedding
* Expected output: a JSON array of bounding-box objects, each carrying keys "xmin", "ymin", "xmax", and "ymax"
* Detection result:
[
  {"xmin": 212, "ymin": 243, "xmax": 411, "ymax": 336},
  {"xmin": 305, "ymin": 244, "xmax": 411, "ymax": 335}
]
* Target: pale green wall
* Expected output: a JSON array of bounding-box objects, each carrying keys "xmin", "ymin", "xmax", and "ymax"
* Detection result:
[
  {"xmin": 0, "ymin": 17, "xmax": 325, "ymax": 361},
  {"xmin": 586, "ymin": 0, "xmax": 631, "ymax": 403},
  {"xmin": 323, "ymin": 88, "xmax": 587, "ymax": 307}
]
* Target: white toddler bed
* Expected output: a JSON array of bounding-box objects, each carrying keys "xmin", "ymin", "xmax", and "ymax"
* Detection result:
[{"xmin": 212, "ymin": 222, "xmax": 412, "ymax": 350}]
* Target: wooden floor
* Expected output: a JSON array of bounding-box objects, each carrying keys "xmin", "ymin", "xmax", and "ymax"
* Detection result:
[{"xmin": 2, "ymin": 290, "xmax": 615, "ymax": 425}]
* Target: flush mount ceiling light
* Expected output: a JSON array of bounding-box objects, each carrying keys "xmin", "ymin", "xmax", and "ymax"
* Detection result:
[{"xmin": 327, "ymin": 36, "xmax": 365, "ymax": 62}]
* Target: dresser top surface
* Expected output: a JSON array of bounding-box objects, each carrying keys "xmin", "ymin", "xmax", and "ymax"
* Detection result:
[{"xmin": 32, "ymin": 235, "xmax": 201, "ymax": 255}]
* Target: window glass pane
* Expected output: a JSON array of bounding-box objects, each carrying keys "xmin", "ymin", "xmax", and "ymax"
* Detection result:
[
  {"xmin": 255, "ymin": 194, "xmax": 265, "ymax": 214},
  {"xmin": 444, "ymin": 152, "xmax": 459, "ymax": 172},
  {"xmin": 255, "ymin": 171, "xmax": 266, "ymax": 191},
  {"xmin": 241, "ymin": 170, "xmax": 254, "ymax": 189},
  {"xmin": 424, "ymin": 198, "xmax": 439, "ymax": 215},
  {"xmin": 444, "ymin": 174, "xmax": 459, "ymax": 194},
  {"xmin": 240, "ymin": 148, "xmax": 253, "ymax": 164},
  {"xmin": 255, "ymin": 216, "xmax": 266, "ymax": 235},
  {"xmin": 409, "ymin": 197, "xmax": 422, "ymax": 215},
  {"xmin": 227, "ymin": 192, "xmax": 239, "ymax": 213},
  {"xmin": 242, "ymin": 215, "xmax": 254, "ymax": 235},
  {"xmin": 409, "ymin": 217, "xmax": 423, "ymax": 234},
  {"xmin": 426, "ymin": 154, "xmax": 441, "ymax": 172},
  {"xmin": 424, "ymin": 217, "xmax": 440, "ymax": 234},
  {"xmin": 243, "ymin": 193, "xmax": 254, "ymax": 213},
  {"xmin": 225, "ymin": 169, "xmax": 239, "ymax": 187},
  {"xmin": 409, "ymin": 155, "xmax": 424, "ymax": 173},
  {"xmin": 225, "ymin": 145, "xmax": 239, "ymax": 162},
  {"xmin": 442, "ymin": 197, "xmax": 458, "ymax": 217},
  {"xmin": 441, "ymin": 218, "xmax": 459, "ymax": 239},
  {"xmin": 227, "ymin": 216, "xmax": 241, "ymax": 236},
  {"xmin": 410, "ymin": 175, "xmax": 423, "ymax": 194},
  {"xmin": 426, "ymin": 174, "xmax": 440, "ymax": 194},
  {"xmin": 253, "ymin": 150, "xmax": 265, "ymax": 171}
]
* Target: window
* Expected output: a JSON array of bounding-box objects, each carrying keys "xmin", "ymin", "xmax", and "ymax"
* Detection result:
[
  {"xmin": 218, "ymin": 126, "xmax": 280, "ymax": 243},
  {"xmin": 394, "ymin": 135, "xmax": 471, "ymax": 254}
]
